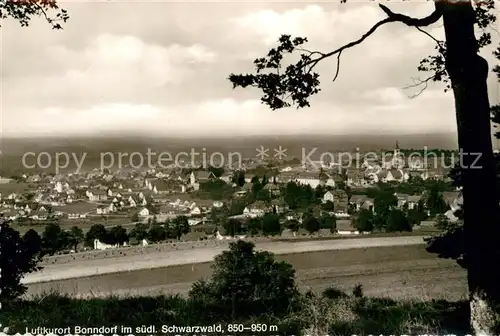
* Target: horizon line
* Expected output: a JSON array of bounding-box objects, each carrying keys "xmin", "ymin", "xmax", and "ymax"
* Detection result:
[{"xmin": 0, "ymin": 131, "xmax": 459, "ymax": 140}]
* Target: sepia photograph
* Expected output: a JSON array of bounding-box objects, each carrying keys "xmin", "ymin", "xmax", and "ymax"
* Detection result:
[{"xmin": 1, "ymin": 0, "xmax": 500, "ymax": 335}]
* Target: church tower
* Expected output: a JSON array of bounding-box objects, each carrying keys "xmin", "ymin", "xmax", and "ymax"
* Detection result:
[
  {"xmin": 394, "ymin": 141, "xmax": 400, "ymax": 157},
  {"xmin": 392, "ymin": 140, "xmax": 402, "ymax": 169}
]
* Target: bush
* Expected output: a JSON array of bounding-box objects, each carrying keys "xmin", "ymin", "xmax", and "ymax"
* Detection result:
[
  {"xmin": 302, "ymin": 214, "xmax": 320, "ymax": 234},
  {"xmin": 188, "ymin": 240, "xmax": 300, "ymax": 320},
  {"xmin": 85, "ymin": 224, "xmax": 109, "ymax": 247},
  {"xmin": 322, "ymin": 287, "xmax": 348, "ymax": 300},
  {"xmin": 262, "ymin": 213, "xmax": 282, "ymax": 236},
  {"xmin": 352, "ymin": 284, "xmax": 364, "ymax": 298}
]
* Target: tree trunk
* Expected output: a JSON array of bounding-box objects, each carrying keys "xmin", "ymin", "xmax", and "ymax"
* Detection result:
[{"xmin": 438, "ymin": 0, "xmax": 500, "ymax": 333}]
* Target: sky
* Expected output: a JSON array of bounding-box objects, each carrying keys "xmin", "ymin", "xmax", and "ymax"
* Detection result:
[{"xmin": 0, "ymin": 0, "xmax": 499, "ymax": 139}]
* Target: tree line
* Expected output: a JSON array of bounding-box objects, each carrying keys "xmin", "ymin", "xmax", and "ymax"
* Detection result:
[
  {"xmin": 219, "ymin": 210, "xmax": 337, "ymax": 237},
  {"xmin": 354, "ymin": 183, "xmax": 450, "ymax": 233},
  {"xmin": 19, "ymin": 216, "xmax": 191, "ymax": 256}
]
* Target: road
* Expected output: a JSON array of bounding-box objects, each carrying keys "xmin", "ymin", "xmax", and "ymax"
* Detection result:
[{"xmin": 23, "ymin": 236, "xmax": 426, "ymax": 284}]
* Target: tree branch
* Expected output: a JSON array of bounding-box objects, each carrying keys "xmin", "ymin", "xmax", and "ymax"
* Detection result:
[
  {"xmin": 305, "ymin": 4, "xmax": 443, "ymax": 76},
  {"xmin": 403, "ymin": 74, "xmax": 438, "ymax": 98},
  {"xmin": 402, "ymin": 26, "xmax": 446, "ymax": 98},
  {"xmin": 416, "ymin": 26, "xmax": 441, "ymax": 45},
  {"xmin": 0, "ymin": 0, "xmax": 68, "ymax": 29}
]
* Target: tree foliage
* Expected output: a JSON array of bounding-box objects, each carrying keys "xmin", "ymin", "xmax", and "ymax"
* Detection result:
[
  {"xmin": 373, "ymin": 189, "xmax": 398, "ymax": 229},
  {"xmin": 231, "ymin": 170, "xmax": 246, "ymax": 187},
  {"xmin": 302, "ymin": 213, "xmax": 320, "ymax": 234},
  {"xmin": 283, "ymin": 182, "xmax": 317, "ymax": 210},
  {"xmin": 261, "ymin": 213, "xmax": 281, "ymax": 236},
  {"xmin": 42, "ymin": 223, "xmax": 70, "ymax": 254},
  {"xmin": 85, "ymin": 224, "xmax": 109, "ymax": 247},
  {"xmin": 284, "ymin": 219, "xmax": 300, "ymax": 232},
  {"xmin": 130, "ymin": 223, "xmax": 148, "ymax": 241},
  {"xmin": 222, "ymin": 218, "xmax": 243, "ymax": 237},
  {"xmin": 0, "ymin": 0, "xmax": 69, "ymax": 30},
  {"xmin": 386, "ymin": 209, "xmax": 412, "ymax": 232},
  {"xmin": 171, "ymin": 216, "xmax": 190, "ymax": 239},
  {"xmin": 321, "ymin": 200, "xmax": 335, "ymax": 211},
  {"xmin": 22, "ymin": 229, "xmax": 42, "ymax": 256},
  {"xmin": 1, "ymin": 220, "xmax": 42, "ymax": 300},
  {"xmin": 188, "ymin": 240, "xmax": 299, "ymax": 318},
  {"xmin": 319, "ymin": 213, "xmax": 337, "ymax": 232},
  {"xmin": 355, "ymin": 209, "xmax": 375, "ymax": 233},
  {"xmin": 147, "ymin": 225, "xmax": 166, "ymax": 242},
  {"xmin": 108, "ymin": 225, "xmax": 128, "ymax": 245},
  {"xmin": 68, "ymin": 226, "xmax": 84, "ymax": 251},
  {"xmin": 425, "ymin": 186, "xmax": 449, "ymax": 217}
]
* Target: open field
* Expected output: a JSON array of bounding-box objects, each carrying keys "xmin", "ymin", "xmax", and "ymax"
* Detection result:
[
  {"xmin": 25, "ymin": 237, "xmax": 467, "ymax": 301},
  {"xmin": 23, "ymin": 235, "xmax": 427, "ymax": 283},
  {"xmin": 0, "ymin": 182, "xmax": 32, "ymax": 194}
]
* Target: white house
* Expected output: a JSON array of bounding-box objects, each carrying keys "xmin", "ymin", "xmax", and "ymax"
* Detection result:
[
  {"xmin": 108, "ymin": 203, "xmax": 117, "ymax": 213},
  {"xmin": 96, "ymin": 206, "xmax": 110, "ymax": 215},
  {"xmin": 190, "ymin": 206, "xmax": 201, "ymax": 215},
  {"xmin": 216, "ymin": 230, "xmax": 246, "ymax": 240},
  {"xmin": 322, "ymin": 191, "xmax": 334, "ymax": 203},
  {"xmin": 407, "ymin": 195, "xmax": 421, "ymax": 210},
  {"xmin": 190, "ymin": 171, "xmax": 215, "ymax": 185},
  {"xmin": 93, "ymin": 239, "xmax": 119, "ymax": 250},
  {"xmin": 128, "ymin": 196, "xmax": 137, "ymax": 207},
  {"xmin": 87, "ymin": 190, "xmax": 108, "ymax": 202},
  {"xmin": 324, "ymin": 176, "xmax": 335, "ymax": 187},
  {"xmin": 68, "ymin": 213, "xmax": 87, "ymax": 219},
  {"xmin": 31, "ymin": 207, "xmax": 48, "ymax": 221},
  {"xmin": 386, "ymin": 169, "xmax": 404, "ymax": 182},
  {"xmin": 54, "ymin": 182, "xmax": 63, "ymax": 193},
  {"xmin": 334, "ymin": 212, "xmax": 350, "ymax": 219},
  {"xmin": 296, "ymin": 172, "xmax": 321, "ymax": 189},
  {"xmin": 213, "ymin": 201, "xmax": 224, "ymax": 208},
  {"xmin": 243, "ymin": 201, "xmax": 270, "ymax": 217},
  {"xmin": 139, "ymin": 207, "xmax": 150, "ymax": 217},
  {"xmin": 188, "ymin": 218, "xmax": 204, "ymax": 226}
]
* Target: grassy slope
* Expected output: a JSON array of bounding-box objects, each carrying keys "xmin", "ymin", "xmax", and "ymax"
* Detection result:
[{"xmin": 4, "ymin": 292, "xmax": 470, "ymax": 335}]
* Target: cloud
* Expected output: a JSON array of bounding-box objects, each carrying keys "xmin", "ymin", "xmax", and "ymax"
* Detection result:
[
  {"xmin": 2, "ymin": 34, "xmax": 218, "ymax": 109},
  {"xmin": 233, "ymin": 5, "xmax": 337, "ymax": 46},
  {"xmin": 362, "ymin": 87, "xmax": 409, "ymax": 105},
  {"xmin": 1, "ymin": 1, "xmax": 498, "ymax": 139}
]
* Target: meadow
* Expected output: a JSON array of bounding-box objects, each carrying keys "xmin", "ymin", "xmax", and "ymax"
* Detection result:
[{"xmin": 26, "ymin": 244, "xmax": 466, "ymax": 300}]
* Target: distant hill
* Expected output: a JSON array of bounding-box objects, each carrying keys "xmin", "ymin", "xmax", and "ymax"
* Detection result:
[{"xmin": 0, "ymin": 132, "xmax": 459, "ymax": 175}]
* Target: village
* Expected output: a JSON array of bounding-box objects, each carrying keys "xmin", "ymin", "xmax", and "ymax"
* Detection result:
[{"xmin": 0, "ymin": 143, "xmax": 462, "ymax": 253}]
